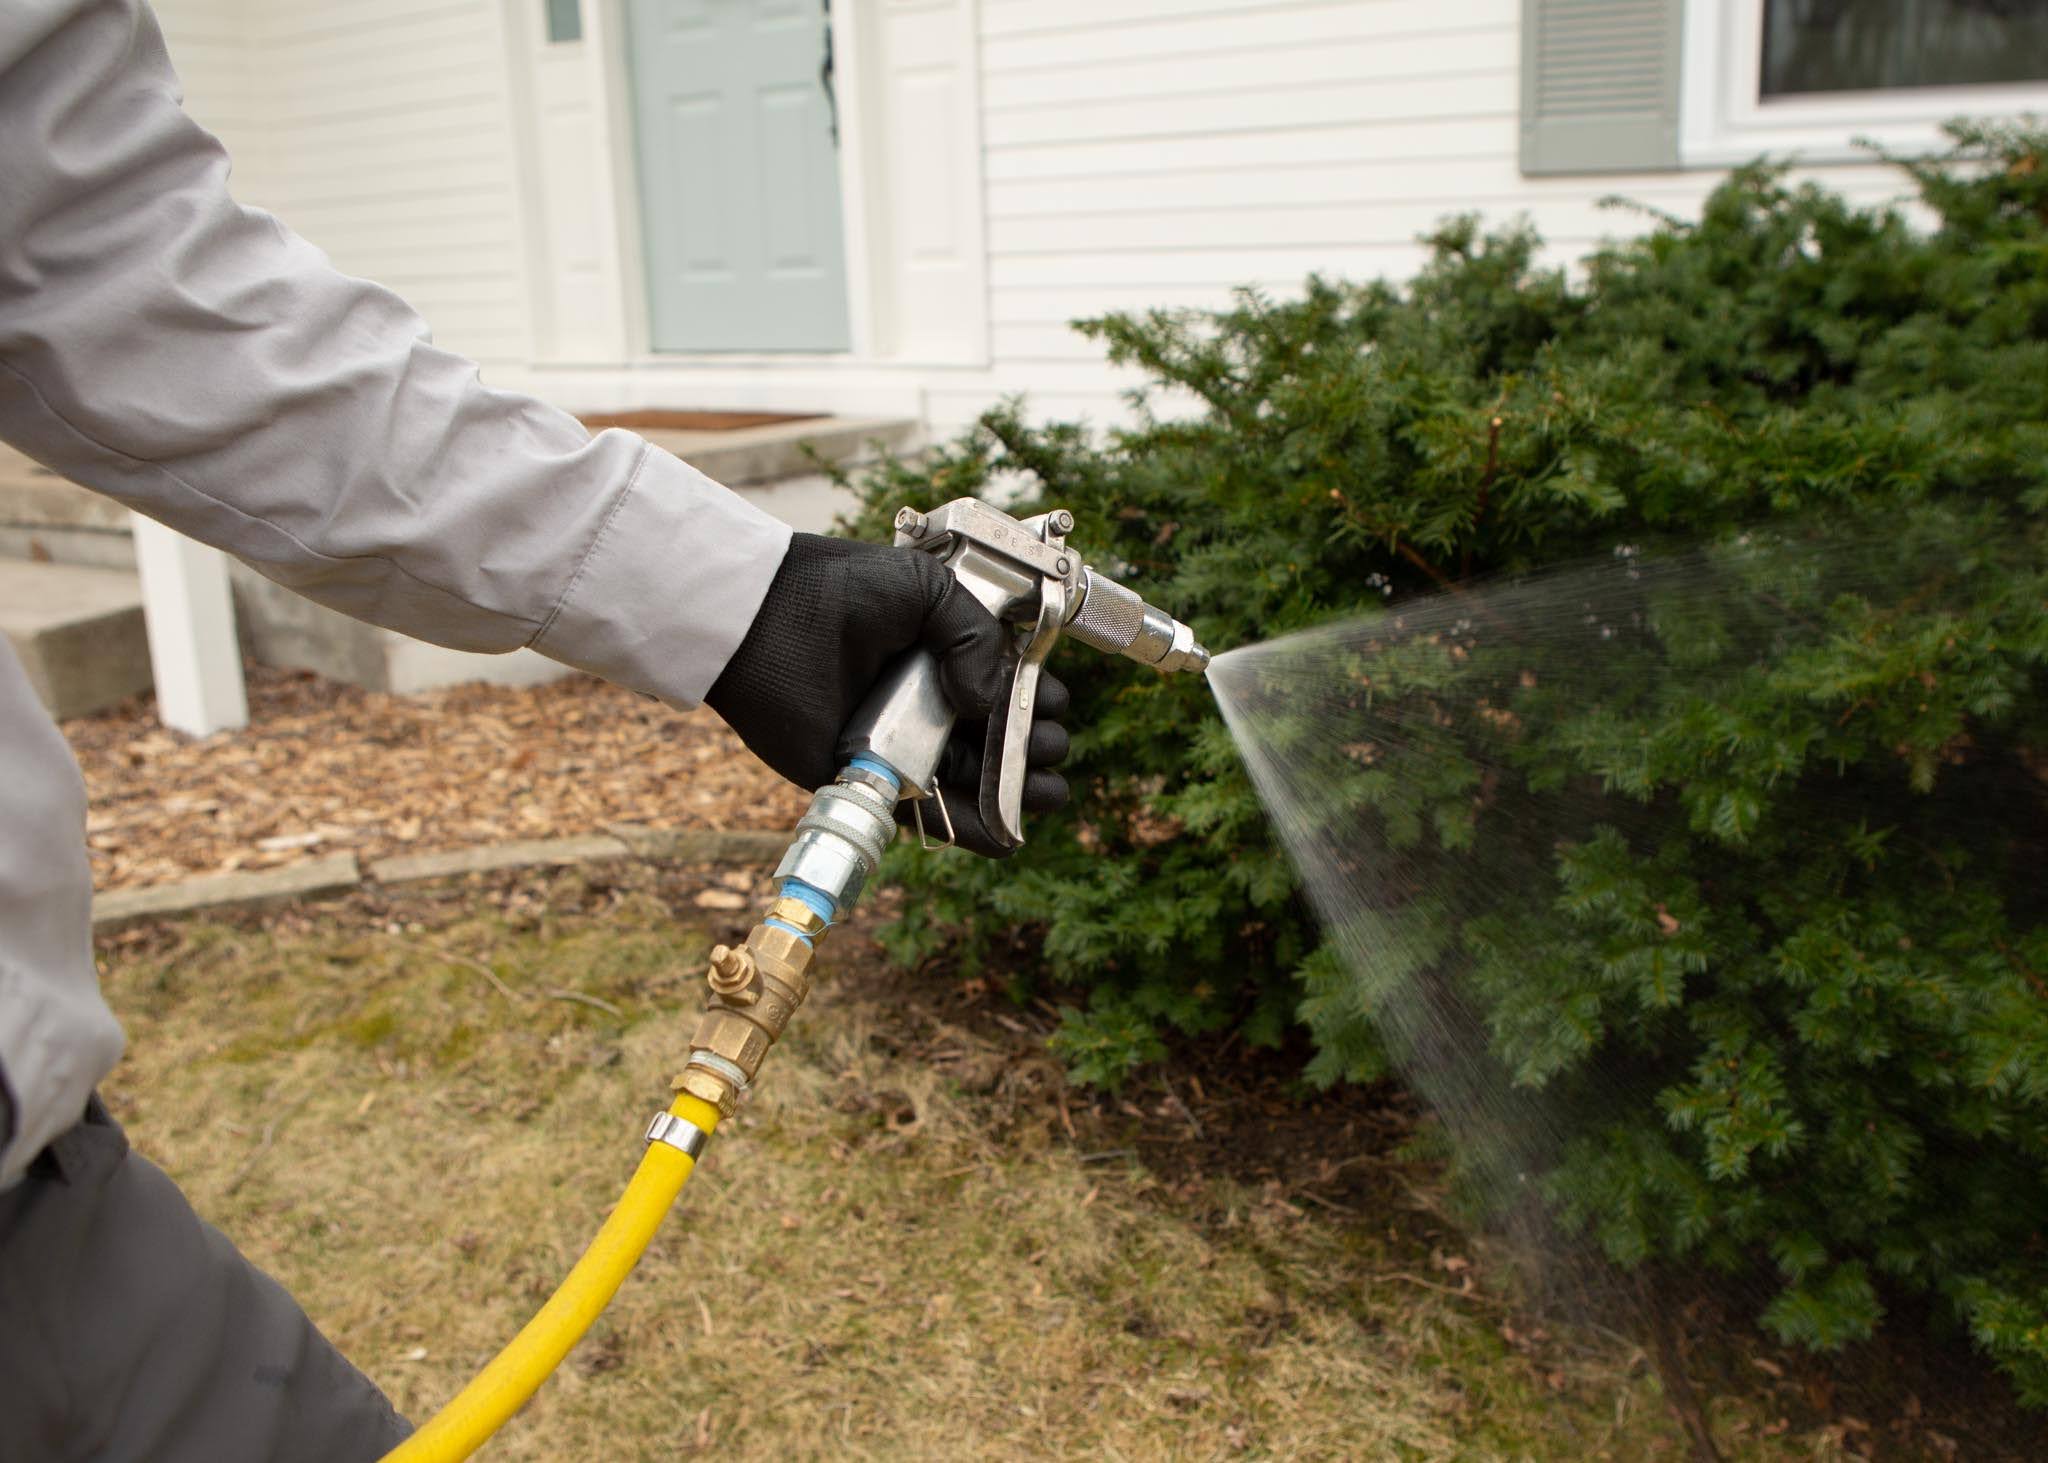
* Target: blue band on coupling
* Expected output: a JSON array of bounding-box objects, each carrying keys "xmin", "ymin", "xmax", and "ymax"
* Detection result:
[
  {"xmin": 774, "ymin": 878, "xmax": 839, "ymax": 944},
  {"xmin": 781, "ymin": 880, "xmax": 837, "ymax": 920},
  {"xmin": 846, "ymin": 755, "xmax": 903, "ymax": 795}
]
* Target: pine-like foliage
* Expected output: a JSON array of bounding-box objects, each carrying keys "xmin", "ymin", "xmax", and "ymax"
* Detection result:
[{"xmin": 841, "ymin": 125, "xmax": 2048, "ymax": 1403}]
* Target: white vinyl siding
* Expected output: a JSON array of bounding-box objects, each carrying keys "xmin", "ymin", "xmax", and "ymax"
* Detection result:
[
  {"xmin": 151, "ymin": 0, "xmax": 1938, "ymax": 435},
  {"xmin": 970, "ymin": 0, "xmax": 1916, "ymax": 428},
  {"xmin": 163, "ymin": 1, "xmax": 533, "ymax": 367},
  {"xmin": 151, "ymin": 0, "xmax": 268, "ymax": 185}
]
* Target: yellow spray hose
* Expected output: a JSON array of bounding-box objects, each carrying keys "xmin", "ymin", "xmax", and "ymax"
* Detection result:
[{"xmin": 380, "ymin": 1091, "xmax": 723, "ymax": 1463}]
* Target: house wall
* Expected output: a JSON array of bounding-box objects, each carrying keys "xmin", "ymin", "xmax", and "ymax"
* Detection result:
[
  {"xmin": 151, "ymin": 0, "xmax": 268, "ymax": 184},
  {"xmin": 161, "ymin": 0, "xmax": 535, "ymax": 368},
  {"xmin": 152, "ymin": 0, "xmax": 1933, "ymax": 436},
  {"xmin": 969, "ymin": 0, "xmax": 1918, "ymax": 426}
]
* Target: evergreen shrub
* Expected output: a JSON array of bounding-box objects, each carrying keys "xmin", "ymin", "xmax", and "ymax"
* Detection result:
[{"xmin": 842, "ymin": 125, "xmax": 2048, "ymax": 1400}]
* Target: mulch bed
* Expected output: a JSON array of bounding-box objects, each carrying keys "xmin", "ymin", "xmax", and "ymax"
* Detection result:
[{"xmin": 63, "ymin": 666, "xmax": 806, "ymax": 891}]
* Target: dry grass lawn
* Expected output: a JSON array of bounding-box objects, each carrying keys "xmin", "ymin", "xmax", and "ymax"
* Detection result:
[{"xmin": 94, "ymin": 867, "xmax": 1825, "ymax": 1461}]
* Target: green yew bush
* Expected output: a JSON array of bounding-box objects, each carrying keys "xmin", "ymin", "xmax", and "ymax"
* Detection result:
[{"xmin": 842, "ymin": 124, "xmax": 2048, "ymax": 1402}]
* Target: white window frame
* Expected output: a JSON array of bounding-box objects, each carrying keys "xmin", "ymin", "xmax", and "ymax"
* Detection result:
[{"xmin": 1680, "ymin": 0, "xmax": 2048, "ymax": 169}]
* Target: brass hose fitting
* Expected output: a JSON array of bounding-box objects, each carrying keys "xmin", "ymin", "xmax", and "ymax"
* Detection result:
[{"xmin": 676, "ymin": 920, "xmax": 817, "ymax": 1116}]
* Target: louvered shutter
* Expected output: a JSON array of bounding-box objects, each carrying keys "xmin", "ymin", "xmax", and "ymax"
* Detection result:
[{"xmin": 1520, "ymin": 0, "xmax": 1684, "ymax": 175}]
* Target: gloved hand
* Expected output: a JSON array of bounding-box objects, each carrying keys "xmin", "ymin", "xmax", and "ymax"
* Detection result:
[{"xmin": 706, "ymin": 533, "xmax": 1069, "ymax": 857}]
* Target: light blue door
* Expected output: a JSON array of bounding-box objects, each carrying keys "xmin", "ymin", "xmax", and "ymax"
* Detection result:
[{"xmin": 624, "ymin": 0, "xmax": 851, "ymax": 352}]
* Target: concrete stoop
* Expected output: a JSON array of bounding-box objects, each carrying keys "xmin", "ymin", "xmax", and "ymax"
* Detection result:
[
  {"xmin": 0, "ymin": 559, "xmax": 152, "ymax": 718},
  {"xmin": 225, "ymin": 565, "xmax": 572, "ymax": 696},
  {"xmin": 632, "ymin": 414, "xmax": 917, "ymax": 490},
  {"xmin": 0, "ymin": 415, "xmax": 913, "ymax": 703}
]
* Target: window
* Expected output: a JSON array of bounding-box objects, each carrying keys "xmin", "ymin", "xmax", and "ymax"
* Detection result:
[
  {"xmin": 545, "ymin": 0, "xmax": 582, "ymax": 45},
  {"xmin": 1761, "ymin": 1, "xmax": 2048, "ymax": 97},
  {"xmin": 1520, "ymin": 0, "xmax": 2048, "ymax": 175},
  {"xmin": 1684, "ymin": 0, "xmax": 2048, "ymax": 166}
]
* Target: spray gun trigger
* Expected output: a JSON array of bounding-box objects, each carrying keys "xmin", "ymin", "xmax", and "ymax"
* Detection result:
[
  {"xmin": 981, "ymin": 575, "xmax": 1066, "ymax": 850},
  {"xmin": 911, "ymin": 787, "xmax": 957, "ymax": 853}
]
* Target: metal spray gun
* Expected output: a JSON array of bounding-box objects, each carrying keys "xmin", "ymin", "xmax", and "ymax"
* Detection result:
[
  {"xmin": 672, "ymin": 497, "xmax": 1211, "ymax": 1121},
  {"xmin": 849, "ymin": 498, "xmax": 1210, "ymax": 851},
  {"xmin": 385, "ymin": 501, "xmax": 1212, "ymax": 1461}
]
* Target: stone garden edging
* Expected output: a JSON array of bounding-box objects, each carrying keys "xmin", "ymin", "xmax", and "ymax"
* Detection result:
[{"xmin": 89, "ymin": 825, "xmax": 789, "ymax": 930}]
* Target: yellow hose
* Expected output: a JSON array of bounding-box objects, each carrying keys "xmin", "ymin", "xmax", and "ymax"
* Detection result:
[{"xmin": 381, "ymin": 1092, "xmax": 723, "ymax": 1462}]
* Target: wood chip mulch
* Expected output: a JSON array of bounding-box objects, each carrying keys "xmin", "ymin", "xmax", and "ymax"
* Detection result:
[{"xmin": 63, "ymin": 666, "xmax": 806, "ymax": 891}]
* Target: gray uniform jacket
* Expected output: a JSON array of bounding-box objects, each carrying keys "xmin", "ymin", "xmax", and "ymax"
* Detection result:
[{"xmin": 0, "ymin": 0, "xmax": 794, "ymax": 1187}]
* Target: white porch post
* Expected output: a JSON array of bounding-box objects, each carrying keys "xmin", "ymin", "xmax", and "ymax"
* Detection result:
[{"xmin": 131, "ymin": 512, "xmax": 248, "ymax": 736}]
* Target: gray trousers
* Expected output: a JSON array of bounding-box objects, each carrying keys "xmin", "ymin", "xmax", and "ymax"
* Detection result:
[{"xmin": 0, "ymin": 1100, "xmax": 412, "ymax": 1463}]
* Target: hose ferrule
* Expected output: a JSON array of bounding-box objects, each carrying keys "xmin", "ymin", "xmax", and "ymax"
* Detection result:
[{"xmin": 644, "ymin": 1110, "xmax": 709, "ymax": 1160}]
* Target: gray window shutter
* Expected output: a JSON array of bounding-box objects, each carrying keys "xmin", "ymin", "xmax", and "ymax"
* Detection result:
[{"xmin": 1520, "ymin": 0, "xmax": 1684, "ymax": 175}]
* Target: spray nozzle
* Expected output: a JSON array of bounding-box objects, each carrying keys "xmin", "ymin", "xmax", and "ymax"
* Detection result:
[{"xmin": 1065, "ymin": 564, "xmax": 1211, "ymax": 675}]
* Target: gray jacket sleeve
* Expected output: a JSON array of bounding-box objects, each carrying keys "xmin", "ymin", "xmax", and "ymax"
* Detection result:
[{"xmin": 0, "ymin": 0, "xmax": 793, "ymax": 708}]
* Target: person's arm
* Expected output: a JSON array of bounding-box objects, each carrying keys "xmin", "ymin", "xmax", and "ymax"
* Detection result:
[{"xmin": 0, "ymin": 0, "xmax": 788, "ymax": 706}]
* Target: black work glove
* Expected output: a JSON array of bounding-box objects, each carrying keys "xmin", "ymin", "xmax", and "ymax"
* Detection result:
[{"xmin": 706, "ymin": 533, "xmax": 1070, "ymax": 858}]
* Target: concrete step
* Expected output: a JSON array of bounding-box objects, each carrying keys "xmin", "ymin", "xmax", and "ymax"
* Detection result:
[
  {"xmin": 0, "ymin": 559, "xmax": 152, "ymax": 719},
  {"xmin": 0, "ymin": 417, "xmax": 917, "ymax": 552},
  {"xmin": 0, "ymin": 445, "xmax": 127, "ymax": 530},
  {"xmin": 0, "ymin": 416, "xmax": 919, "ymax": 700},
  {"xmin": 0, "ymin": 444, "xmax": 135, "ymax": 570},
  {"xmin": 633, "ymin": 414, "xmax": 919, "ymax": 489},
  {"xmin": 621, "ymin": 414, "xmax": 917, "ymax": 533}
]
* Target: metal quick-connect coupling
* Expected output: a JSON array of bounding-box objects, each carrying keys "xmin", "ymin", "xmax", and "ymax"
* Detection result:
[{"xmin": 774, "ymin": 776, "xmax": 897, "ymax": 911}]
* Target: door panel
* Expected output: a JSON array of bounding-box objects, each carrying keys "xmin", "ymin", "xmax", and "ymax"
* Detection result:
[
  {"xmin": 625, "ymin": 0, "xmax": 852, "ymax": 352},
  {"xmin": 664, "ymin": 0, "xmax": 714, "ymax": 33},
  {"xmin": 666, "ymin": 96, "xmax": 731, "ymax": 277}
]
